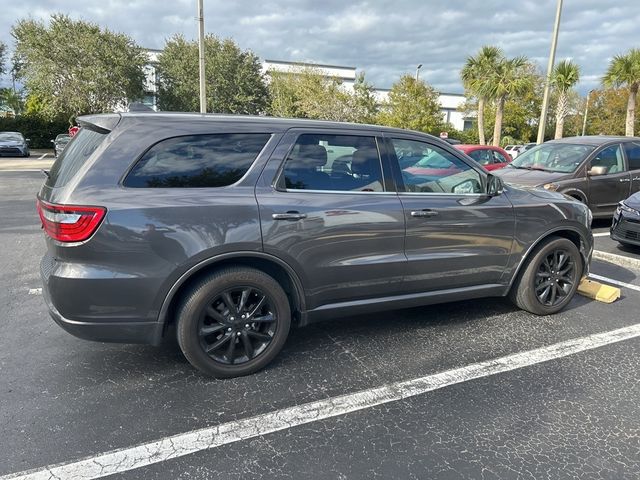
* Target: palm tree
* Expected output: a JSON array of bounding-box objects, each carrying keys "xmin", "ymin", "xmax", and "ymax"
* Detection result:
[
  {"xmin": 487, "ymin": 56, "xmax": 533, "ymax": 146},
  {"xmin": 603, "ymin": 48, "xmax": 640, "ymax": 136},
  {"xmin": 461, "ymin": 46, "xmax": 503, "ymax": 145},
  {"xmin": 551, "ymin": 60, "xmax": 580, "ymax": 139}
]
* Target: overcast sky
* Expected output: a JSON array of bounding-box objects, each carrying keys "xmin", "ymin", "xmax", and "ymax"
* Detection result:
[{"xmin": 2, "ymin": 0, "xmax": 639, "ymax": 94}]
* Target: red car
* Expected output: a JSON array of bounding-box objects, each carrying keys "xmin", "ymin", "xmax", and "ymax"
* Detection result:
[{"xmin": 454, "ymin": 145, "xmax": 512, "ymax": 171}]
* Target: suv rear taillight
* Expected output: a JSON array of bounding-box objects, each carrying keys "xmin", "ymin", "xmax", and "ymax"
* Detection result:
[{"xmin": 36, "ymin": 199, "xmax": 106, "ymax": 243}]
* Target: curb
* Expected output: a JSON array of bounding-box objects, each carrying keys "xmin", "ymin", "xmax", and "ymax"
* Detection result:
[{"xmin": 593, "ymin": 250, "xmax": 640, "ymax": 271}]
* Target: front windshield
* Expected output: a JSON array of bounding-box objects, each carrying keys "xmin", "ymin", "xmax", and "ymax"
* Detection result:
[
  {"xmin": 510, "ymin": 143, "xmax": 594, "ymax": 173},
  {"xmin": 0, "ymin": 133, "xmax": 23, "ymax": 142}
]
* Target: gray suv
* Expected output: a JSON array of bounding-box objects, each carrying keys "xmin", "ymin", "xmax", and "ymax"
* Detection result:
[{"xmin": 38, "ymin": 113, "xmax": 593, "ymax": 377}]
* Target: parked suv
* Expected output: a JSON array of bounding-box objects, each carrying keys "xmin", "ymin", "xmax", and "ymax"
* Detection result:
[{"xmin": 38, "ymin": 113, "xmax": 593, "ymax": 377}]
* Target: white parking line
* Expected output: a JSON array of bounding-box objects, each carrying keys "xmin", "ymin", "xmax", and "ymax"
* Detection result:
[
  {"xmin": 27, "ymin": 288, "xmax": 42, "ymax": 295},
  {"xmin": 3, "ymin": 323, "xmax": 640, "ymax": 480},
  {"xmin": 592, "ymin": 232, "xmax": 609, "ymax": 237},
  {"xmin": 37, "ymin": 153, "xmax": 48, "ymax": 160},
  {"xmin": 588, "ymin": 273, "xmax": 640, "ymax": 292}
]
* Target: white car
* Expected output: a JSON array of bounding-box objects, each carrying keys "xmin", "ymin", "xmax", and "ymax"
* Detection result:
[{"xmin": 504, "ymin": 144, "xmax": 522, "ymax": 159}]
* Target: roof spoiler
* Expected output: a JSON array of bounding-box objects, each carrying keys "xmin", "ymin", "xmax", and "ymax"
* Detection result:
[{"xmin": 77, "ymin": 114, "xmax": 121, "ymax": 134}]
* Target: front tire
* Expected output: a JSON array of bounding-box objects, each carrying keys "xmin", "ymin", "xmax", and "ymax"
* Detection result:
[
  {"xmin": 177, "ymin": 267, "xmax": 291, "ymax": 378},
  {"xmin": 509, "ymin": 237, "xmax": 582, "ymax": 315}
]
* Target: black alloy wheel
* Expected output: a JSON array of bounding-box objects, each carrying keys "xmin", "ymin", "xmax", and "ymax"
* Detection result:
[
  {"xmin": 177, "ymin": 267, "xmax": 291, "ymax": 378},
  {"xmin": 534, "ymin": 249, "xmax": 576, "ymax": 307},
  {"xmin": 509, "ymin": 236, "xmax": 582, "ymax": 315},
  {"xmin": 198, "ymin": 286, "xmax": 277, "ymax": 365}
]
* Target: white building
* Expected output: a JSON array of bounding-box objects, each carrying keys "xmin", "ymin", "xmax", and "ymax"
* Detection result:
[{"xmin": 143, "ymin": 51, "xmax": 471, "ymax": 131}]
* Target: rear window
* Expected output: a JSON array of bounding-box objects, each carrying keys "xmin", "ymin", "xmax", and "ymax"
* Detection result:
[
  {"xmin": 124, "ymin": 133, "xmax": 271, "ymax": 188},
  {"xmin": 46, "ymin": 128, "xmax": 106, "ymax": 187}
]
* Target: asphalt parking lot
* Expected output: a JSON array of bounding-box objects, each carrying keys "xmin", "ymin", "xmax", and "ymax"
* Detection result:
[{"xmin": 1, "ymin": 169, "xmax": 639, "ymax": 480}]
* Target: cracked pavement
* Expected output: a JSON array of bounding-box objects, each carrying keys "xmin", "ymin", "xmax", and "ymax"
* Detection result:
[{"xmin": 1, "ymin": 171, "xmax": 639, "ymax": 479}]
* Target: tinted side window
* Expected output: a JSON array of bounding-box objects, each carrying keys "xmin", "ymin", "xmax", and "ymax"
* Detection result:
[
  {"xmin": 46, "ymin": 128, "xmax": 106, "ymax": 187},
  {"xmin": 391, "ymin": 138, "xmax": 483, "ymax": 194},
  {"xmin": 624, "ymin": 142, "xmax": 640, "ymax": 170},
  {"xmin": 282, "ymin": 134, "xmax": 383, "ymax": 192},
  {"xmin": 124, "ymin": 133, "xmax": 271, "ymax": 188},
  {"xmin": 468, "ymin": 149, "xmax": 493, "ymax": 165},
  {"xmin": 591, "ymin": 144, "xmax": 625, "ymax": 174}
]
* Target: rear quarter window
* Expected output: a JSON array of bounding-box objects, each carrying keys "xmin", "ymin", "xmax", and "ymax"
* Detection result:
[
  {"xmin": 46, "ymin": 128, "xmax": 106, "ymax": 187},
  {"xmin": 124, "ymin": 133, "xmax": 271, "ymax": 188}
]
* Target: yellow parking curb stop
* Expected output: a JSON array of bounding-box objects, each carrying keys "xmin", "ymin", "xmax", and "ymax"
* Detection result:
[{"xmin": 577, "ymin": 278, "xmax": 621, "ymax": 303}]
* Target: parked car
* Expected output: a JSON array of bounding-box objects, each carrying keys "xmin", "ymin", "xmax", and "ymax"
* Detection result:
[
  {"xmin": 504, "ymin": 144, "xmax": 523, "ymax": 159},
  {"xmin": 519, "ymin": 143, "xmax": 537, "ymax": 155},
  {"xmin": 0, "ymin": 131, "xmax": 30, "ymax": 157},
  {"xmin": 51, "ymin": 134, "xmax": 71, "ymax": 158},
  {"xmin": 611, "ymin": 191, "xmax": 640, "ymax": 247},
  {"xmin": 455, "ymin": 144, "xmax": 512, "ymax": 171},
  {"xmin": 495, "ymin": 136, "xmax": 640, "ymax": 219},
  {"xmin": 38, "ymin": 113, "xmax": 593, "ymax": 377}
]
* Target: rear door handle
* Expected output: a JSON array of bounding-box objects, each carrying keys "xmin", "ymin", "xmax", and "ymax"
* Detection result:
[
  {"xmin": 619, "ymin": 178, "xmax": 631, "ymax": 182},
  {"xmin": 410, "ymin": 209, "xmax": 438, "ymax": 218},
  {"xmin": 272, "ymin": 212, "xmax": 307, "ymax": 221}
]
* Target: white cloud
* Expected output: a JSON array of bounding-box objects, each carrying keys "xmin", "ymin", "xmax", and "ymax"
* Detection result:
[{"xmin": 1, "ymin": 0, "xmax": 639, "ymax": 93}]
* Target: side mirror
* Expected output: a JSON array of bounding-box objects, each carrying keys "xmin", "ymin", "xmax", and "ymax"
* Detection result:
[
  {"xmin": 588, "ymin": 165, "xmax": 608, "ymax": 176},
  {"xmin": 487, "ymin": 174, "xmax": 504, "ymax": 196},
  {"xmin": 453, "ymin": 178, "xmax": 481, "ymax": 194},
  {"xmin": 50, "ymin": 140, "xmax": 55, "ymax": 144}
]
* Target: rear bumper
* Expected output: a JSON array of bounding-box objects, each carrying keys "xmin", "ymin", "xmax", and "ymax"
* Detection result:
[{"xmin": 40, "ymin": 255, "xmax": 164, "ymax": 345}]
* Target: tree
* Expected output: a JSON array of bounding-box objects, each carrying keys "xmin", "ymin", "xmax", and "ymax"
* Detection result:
[
  {"xmin": 603, "ymin": 48, "xmax": 640, "ymax": 136},
  {"xmin": 461, "ymin": 46, "xmax": 503, "ymax": 145},
  {"xmin": 486, "ymin": 56, "xmax": 534, "ymax": 146},
  {"xmin": 377, "ymin": 75, "xmax": 443, "ymax": 134},
  {"xmin": 348, "ymin": 72, "xmax": 379, "ymax": 124},
  {"xmin": 551, "ymin": 60, "xmax": 580, "ymax": 139},
  {"xmin": 580, "ymin": 88, "xmax": 640, "ymax": 136},
  {"xmin": 12, "ymin": 14, "xmax": 146, "ymax": 121},
  {"xmin": 0, "ymin": 41, "xmax": 7, "ymax": 78},
  {"xmin": 157, "ymin": 34, "xmax": 268, "ymax": 114},
  {"xmin": 267, "ymin": 66, "xmax": 376, "ymax": 123}
]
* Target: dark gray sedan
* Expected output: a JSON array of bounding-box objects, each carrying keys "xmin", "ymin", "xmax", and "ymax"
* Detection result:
[{"xmin": 495, "ymin": 136, "xmax": 640, "ymax": 219}]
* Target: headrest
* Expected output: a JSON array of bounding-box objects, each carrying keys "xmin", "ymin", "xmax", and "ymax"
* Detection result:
[{"xmin": 288, "ymin": 144, "xmax": 327, "ymax": 168}]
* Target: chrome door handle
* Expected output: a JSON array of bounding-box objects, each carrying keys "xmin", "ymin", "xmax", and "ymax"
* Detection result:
[
  {"xmin": 272, "ymin": 212, "xmax": 307, "ymax": 221},
  {"xmin": 410, "ymin": 210, "xmax": 438, "ymax": 218},
  {"xmin": 619, "ymin": 178, "xmax": 631, "ymax": 182},
  {"xmin": 633, "ymin": 177, "xmax": 640, "ymax": 181}
]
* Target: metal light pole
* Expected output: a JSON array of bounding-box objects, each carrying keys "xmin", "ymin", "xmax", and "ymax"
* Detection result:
[
  {"xmin": 415, "ymin": 64, "xmax": 423, "ymax": 82},
  {"xmin": 536, "ymin": 0, "xmax": 563, "ymax": 144},
  {"xmin": 197, "ymin": 0, "xmax": 206, "ymax": 113},
  {"xmin": 581, "ymin": 90, "xmax": 593, "ymax": 136}
]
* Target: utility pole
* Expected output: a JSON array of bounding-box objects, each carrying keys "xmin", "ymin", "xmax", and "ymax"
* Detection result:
[
  {"xmin": 197, "ymin": 0, "xmax": 206, "ymax": 113},
  {"xmin": 536, "ymin": 0, "xmax": 563, "ymax": 144},
  {"xmin": 415, "ymin": 64, "xmax": 423, "ymax": 82},
  {"xmin": 581, "ymin": 90, "xmax": 593, "ymax": 136}
]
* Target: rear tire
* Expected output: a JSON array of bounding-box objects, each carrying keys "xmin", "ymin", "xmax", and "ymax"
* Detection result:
[
  {"xmin": 509, "ymin": 237, "xmax": 582, "ymax": 315},
  {"xmin": 177, "ymin": 267, "xmax": 291, "ymax": 378}
]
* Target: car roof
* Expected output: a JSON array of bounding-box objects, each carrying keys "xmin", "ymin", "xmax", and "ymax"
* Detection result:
[
  {"xmin": 455, "ymin": 144, "xmax": 504, "ymax": 150},
  {"xmin": 546, "ymin": 135, "xmax": 640, "ymax": 146},
  {"xmin": 80, "ymin": 112, "xmax": 444, "ymax": 139}
]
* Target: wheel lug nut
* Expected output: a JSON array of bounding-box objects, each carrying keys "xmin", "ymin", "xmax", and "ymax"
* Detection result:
[
  {"xmin": 230, "ymin": 317, "xmax": 235, "ymax": 321},
  {"xmin": 227, "ymin": 327, "xmax": 232, "ymax": 332},
  {"xmin": 241, "ymin": 314, "xmax": 246, "ymax": 319},
  {"xmin": 245, "ymin": 324, "xmax": 250, "ymax": 329},
  {"xmin": 236, "ymin": 331, "xmax": 241, "ymax": 336}
]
